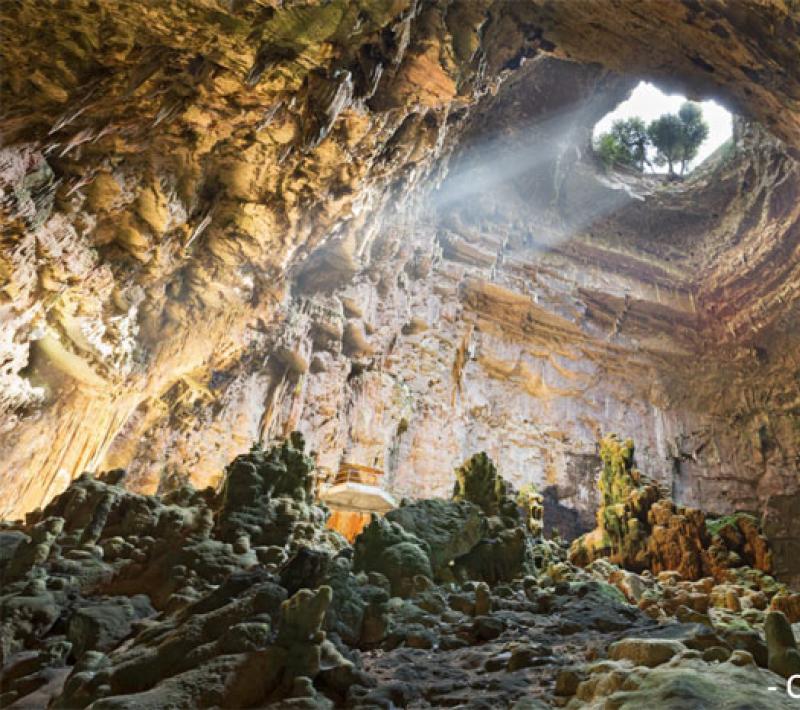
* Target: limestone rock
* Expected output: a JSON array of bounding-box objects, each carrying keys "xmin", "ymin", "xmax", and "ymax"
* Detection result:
[
  {"xmin": 5, "ymin": 518, "xmax": 64, "ymax": 581},
  {"xmin": 66, "ymin": 595, "xmax": 154, "ymax": 657},
  {"xmin": 385, "ymin": 498, "xmax": 485, "ymax": 578},
  {"xmin": 570, "ymin": 435, "xmax": 775, "ymax": 583},
  {"xmin": 453, "ymin": 452, "xmax": 519, "ymax": 520},
  {"xmin": 215, "ymin": 434, "xmax": 341, "ymax": 552},
  {"xmin": 608, "ymin": 638, "xmax": 685, "ymax": 668},
  {"xmin": 569, "ymin": 656, "xmax": 799, "ymax": 709},
  {"xmin": 765, "ymin": 611, "xmax": 800, "ymax": 679},
  {"xmin": 474, "ymin": 582, "xmax": 492, "ymax": 616},
  {"xmin": 453, "ymin": 526, "xmax": 532, "ymax": 585},
  {"xmin": 0, "ymin": 431, "xmax": 799, "ymax": 709},
  {"xmin": 353, "ymin": 518, "xmax": 433, "ymax": 599}
]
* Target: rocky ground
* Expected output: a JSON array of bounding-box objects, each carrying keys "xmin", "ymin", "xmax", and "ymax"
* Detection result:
[{"xmin": 1, "ymin": 434, "xmax": 799, "ymax": 708}]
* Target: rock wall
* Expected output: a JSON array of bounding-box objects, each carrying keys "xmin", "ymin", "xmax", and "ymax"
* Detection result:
[
  {"xmin": 94, "ymin": 59, "xmax": 800, "ymax": 564},
  {"xmin": 2, "ymin": 0, "xmax": 508, "ymax": 515}
]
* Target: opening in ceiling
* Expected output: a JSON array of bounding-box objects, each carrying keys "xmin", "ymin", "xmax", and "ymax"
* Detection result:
[{"xmin": 593, "ymin": 81, "xmax": 732, "ymax": 176}]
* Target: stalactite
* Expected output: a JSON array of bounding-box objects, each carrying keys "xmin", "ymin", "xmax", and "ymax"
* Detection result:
[{"xmin": 451, "ymin": 323, "xmax": 474, "ymax": 407}]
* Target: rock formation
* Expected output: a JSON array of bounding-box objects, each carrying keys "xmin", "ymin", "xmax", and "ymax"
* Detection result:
[
  {"xmin": 1, "ymin": 436, "xmax": 798, "ymax": 708},
  {"xmin": 1, "ymin": 4, "xmax": 799, "ymax": 572},
  {"xmin": 570, "ymin": 435, "xmax": 775, "ymax": 581}
]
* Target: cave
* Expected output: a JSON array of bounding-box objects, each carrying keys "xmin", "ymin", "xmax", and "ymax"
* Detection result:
[{"xmin": 2, "ymin": 2, "xmax": 800, "ymax": 707}]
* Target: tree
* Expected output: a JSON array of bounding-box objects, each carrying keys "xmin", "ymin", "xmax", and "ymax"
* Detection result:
[
  {"xmin": 595, "ymin": 102, "xmax": 709, "ymax": 176},
  {"xmin": 648, "ymin": 102, "xmax": 709, "ymax": 176},
  {"xmin": 677, "ymin": 102, "xmax": 709, "ymax": 174},
  {"xmin": 594, "ymin": 118, "xmax": 650, "ymax": 172},
  {"xmin": 611, "ymin": 117, "xmax": 650, "ymax": 171},
  {"xmin": 647, "ymin": 113, "xmax": 684, "ymax": 176},
  {"xmin": 594, "ymin": 132, "xmax": 629, "ymax": 169}
]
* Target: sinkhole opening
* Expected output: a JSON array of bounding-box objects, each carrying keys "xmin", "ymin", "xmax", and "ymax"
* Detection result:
[{"xmin": 592, "ymin": 81, "xmax": 733, "ymax": 177}]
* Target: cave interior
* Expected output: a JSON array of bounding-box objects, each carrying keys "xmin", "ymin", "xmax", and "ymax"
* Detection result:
[{"xmin": 1, "ymin": 1, "xmax": 800, "ymax": 707}]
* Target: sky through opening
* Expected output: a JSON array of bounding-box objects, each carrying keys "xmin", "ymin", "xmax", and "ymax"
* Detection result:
[{"xmin": 593, "ymin": 81, "xmax": 733, "ymax": 172}]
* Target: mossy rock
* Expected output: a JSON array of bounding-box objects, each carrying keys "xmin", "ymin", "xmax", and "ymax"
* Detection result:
[
  {"xmin": 353, "ymin": 517, "xmax": 433, "ymax": 597},
  {"xmin": 386, "ymin": 499, "xmax": 485, "ymax": 577},
  {"xmin": 598, "ymin": 435, "xmax": 637, "ymax": 507},
  {"xmin": 214, "ymin": 433, "xmax": 338, "ymax": 550},
  {"xmin": 453, "ymin": 527, "xmax": 531, "ymax": 585},
  {"xmin": 452, "ymin": 452, "xmax": 516, "ymax": 519},
  {"xmin": 706, "ymin": 512, "xmax": 759, "ymax": 538}
]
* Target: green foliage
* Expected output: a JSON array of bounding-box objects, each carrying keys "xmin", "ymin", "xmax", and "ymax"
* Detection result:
[
  {"xmin": 613, "ymin": 117, "xmax": 649, "ymax": 170},
  {"xmin": 594, "ymin": 117, "xmax": 649, "ymax": 172},
  {"xmin": 647, "ymin": 113, "xmax": 685, "ymax": 174},
  {"xmin": 678, "ymin": 102, "xmax": 710, "ymax": 168},
  {"xmin": 594, "ymin": 101, "xmax": 710, "ymax": 176},
  {"xmin": 705, "ymin": 512, "xmax": 759, "ymax": 538},
  {"xmin": 595, "ymin": 132, "xmax": 627, "ymax": 169}
]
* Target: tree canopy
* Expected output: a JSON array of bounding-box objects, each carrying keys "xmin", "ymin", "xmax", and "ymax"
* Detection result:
[{"xmin": 594, "ymin": 101, "xmax": 710, "ymax": 176}]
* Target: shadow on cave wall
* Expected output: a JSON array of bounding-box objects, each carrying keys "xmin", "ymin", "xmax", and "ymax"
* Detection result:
[
  {"xmin": 540, "ymin": 486, "xmax": 594, "ymax": 542},
  {"xmin": 540, "ymin": 451, "xmax": 602, "ymax": 541}
]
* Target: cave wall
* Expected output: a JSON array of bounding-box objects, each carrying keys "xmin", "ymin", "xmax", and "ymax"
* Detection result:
[
  {"xmin": 102, "ymin": 59, "xmax": 800, "ymax": 551},
  {"xmin": 2, "ymin": 0, "xmax": 506, "ymax": 517}
]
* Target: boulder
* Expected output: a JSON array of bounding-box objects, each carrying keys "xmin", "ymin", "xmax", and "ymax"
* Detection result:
[
  {"xmin": 765, "ymin": 611, "xmax": 800, "ymax": 679},
  {"xmin": 66, "ymin": 595, "xmax": 154, "ymax": 657},
  {"xmin": 385, "ymin": 499, "xmax": 484, "ymax": 577},
  {"xmin": 568, "ymin": 656, "xmax": 799, "ymax": 709},
  {"xmin": 353, "ymin": 517, "xmax": 433, "ymax": 598},
  {"xmin": 608, "ymin": 638, "xmax": 685, "ymax": 667},
  {"xmin": 453, "ymin": 527, "xmax": 531, "ymax": 584}
]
